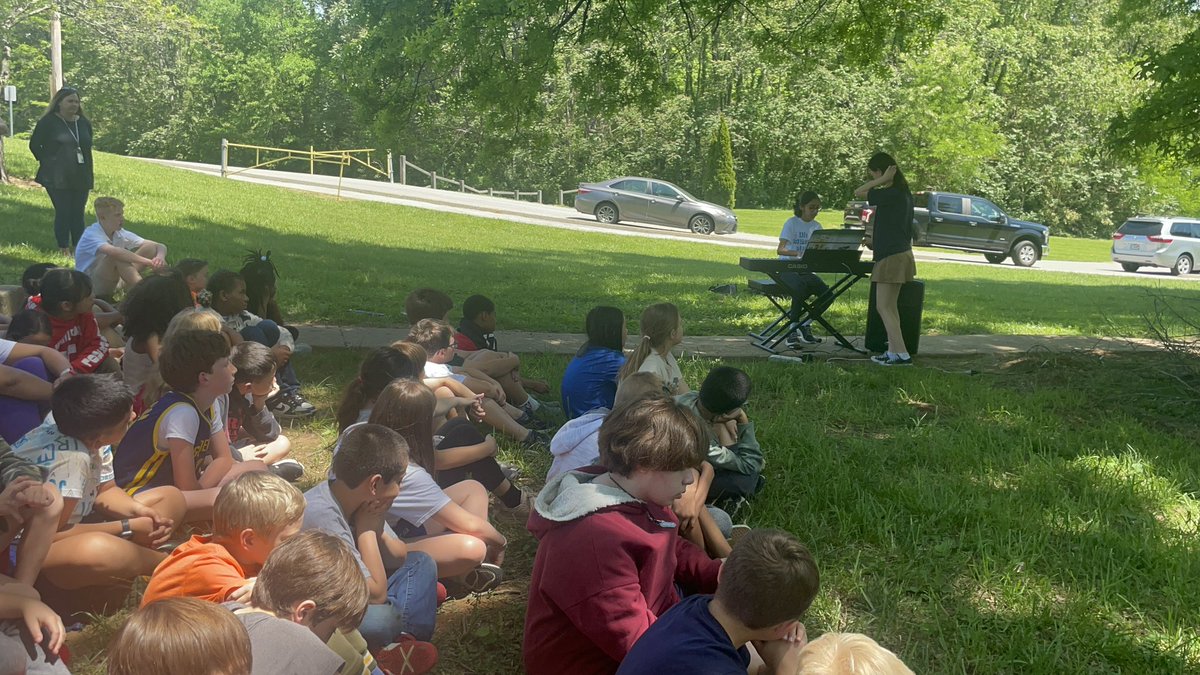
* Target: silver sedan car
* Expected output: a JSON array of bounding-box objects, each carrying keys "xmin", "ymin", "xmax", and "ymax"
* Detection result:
[{"xmin": 574, "ymin": 177, "xmax": 738, "ymax": 234}]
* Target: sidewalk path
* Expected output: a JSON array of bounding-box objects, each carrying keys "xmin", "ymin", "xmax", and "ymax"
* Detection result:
[{"xmin": 298, "ymin": 324, "xmax": 1159, "ymax": 358}]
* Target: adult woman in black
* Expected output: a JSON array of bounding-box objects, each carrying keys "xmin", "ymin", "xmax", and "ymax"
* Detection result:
[
  {"xmin": 854, "ymin": 151, "xmax": 916, "ymax": 366},
  {"xmin": 30, "ymin": 87, "xmax": 94, "ymax": 256}
]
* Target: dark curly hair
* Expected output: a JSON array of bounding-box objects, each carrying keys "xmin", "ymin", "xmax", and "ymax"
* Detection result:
[
  {"xmin": 239, "ymin": 249, "xmax": 278, "ymax": 317},
  {"xmin": 121, "ymin": 273, "xmax": 194, "ymax": 344}
]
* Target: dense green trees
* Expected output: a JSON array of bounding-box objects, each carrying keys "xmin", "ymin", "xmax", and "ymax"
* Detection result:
[{"xmin": 0, "ymin": 0, "xmax": 1196, "ymax": 236}]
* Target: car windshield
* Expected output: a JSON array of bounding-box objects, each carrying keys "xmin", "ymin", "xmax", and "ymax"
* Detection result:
[{"xmin": 1117, "ymin": 220, "xmax": 1163, "ymax": 237}]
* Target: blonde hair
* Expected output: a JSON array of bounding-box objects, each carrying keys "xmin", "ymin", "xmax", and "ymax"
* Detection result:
[
  {"xmin": 108, "ymin": 597, "xmax": 252, "ymax": 675},
  {"xmin": 796, "ymin": 633, "xmax": 914, "ymax": 675},
  {"xmin": 213, "ymin": 471, "xmax": 305, "ymax": 539},
  {"xmin": 94, "ymin": 196, "xmax": 124, "ymax": 217},
  {"xmin": 612, "ymin": 371, "xmax": 664, "ymax": 410},
  {"xmin": 618, "ymin": 303, "xmax": 681, "ymax": 381},
  {"xmin": 141, "ymin": 308, "xmax": 228, "ymax": 408},
  {"xmin": 163, "ymin": 307, "xmax": 224, "ymax": 343},
  {"xmin": 252, "ymin": 530, "xmax": 369, "ymax": 631}
]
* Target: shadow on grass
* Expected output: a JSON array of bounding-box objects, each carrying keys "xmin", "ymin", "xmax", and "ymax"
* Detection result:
[{"xmin": 748, "ymin": 354, "xmax": 1198, "ymax": 673}]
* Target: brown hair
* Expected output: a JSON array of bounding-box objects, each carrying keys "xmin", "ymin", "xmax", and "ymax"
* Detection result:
[
  {"xmin": 404, "ymin": 288, "xmax": 454, "ymax": 323},
  {"xmin": 369, "ymin": 379, "xmax": 437, "ymax": 478},
  {"xmin": 252, "ymin": 530, "xmax": 368, "ymax": 631},
  {"xmin": 158, "ymin": 329, "xmax": 231, "ymax": 394},
  {"xmin": 599, "ymin": 396, "xmax": 706, "ymax": 476},
  {"xmin": 107, "ymin": 597, "xmax": 252, "ymax": 675},
  {"xmin": 332, "ymin": 424, "xmax": 409, "ymax": 489},
  {"xmin": 404, "ymin": 319, "xmax": 453, "ymax": 354},
  {"xmin": 716, "ymin": 528, "xmax": 820, "ymax": 630},
  {"xmin": 335, "ymin": 347, "xmax": 422, "ymax": 433},
  {"xmin": 618, "ymin": 303, "xmax": 681, "ymax": 381},
  {"xmin": 795, "ymin": 633, "xmax": 914, "ymax": 675},
  {"xmin": 213, "ymin": 472, "xmax": 305, "ymax": 540},
  {"xmin": 389, "ymin": 340, "xmax": 427, "ymax": 373}
]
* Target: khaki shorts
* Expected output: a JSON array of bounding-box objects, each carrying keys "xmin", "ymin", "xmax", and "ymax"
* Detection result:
[{"xmin": 872, "ymin": 250, "xmax": 917, "ymax": 284}]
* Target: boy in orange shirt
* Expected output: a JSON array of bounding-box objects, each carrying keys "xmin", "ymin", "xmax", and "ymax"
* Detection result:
[{"xmin": 141, "ymin": 471, "xmax": 302, "ymax": 605}]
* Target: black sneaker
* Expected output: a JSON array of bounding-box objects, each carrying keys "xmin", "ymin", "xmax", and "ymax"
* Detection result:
[
  {"xmin": 267, "ymin": 458, "xmax": 306, "ymax": 482},
  {"xmin": 790, "ymin": 323, "xmax": 822, "ymax": 345},
  {"xmin": 871, "ymin": 353, "xmax": 913, "ymax": 367},
  {"xmin": 516, "ymin": 412, "xmax": 550, "ymax": 430},
  {"xmin": 269, "ymin": 391, "xmax": 316, "ymax": 418},
  {"xmin": 520, "ymin": 428, "xmax": 552, "ymax": 449}
]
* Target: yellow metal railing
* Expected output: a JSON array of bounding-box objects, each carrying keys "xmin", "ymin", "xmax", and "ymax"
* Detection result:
[{"xmin": 219, "ymin": 139, "xmax": 393, "ymax": 198}]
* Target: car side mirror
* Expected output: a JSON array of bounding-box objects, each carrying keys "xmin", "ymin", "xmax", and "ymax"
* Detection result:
[
  {"xmin": 675, "ymin": 195, "xmax": 685, "ymax": 201},
  {"xmin": 992, "ymin": 214, "xmax": 1007, "ymax": 224}
]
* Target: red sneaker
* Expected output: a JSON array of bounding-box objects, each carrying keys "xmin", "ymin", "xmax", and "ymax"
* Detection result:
[{"xmin": 376, "ymin": 635, "xmax": 438, "ymax": 675}]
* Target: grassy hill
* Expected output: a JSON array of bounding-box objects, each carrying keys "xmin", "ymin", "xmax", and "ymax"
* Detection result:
[{"xmin": 2, "ymin": 139, "xmax": 1196, "ymax": 339}]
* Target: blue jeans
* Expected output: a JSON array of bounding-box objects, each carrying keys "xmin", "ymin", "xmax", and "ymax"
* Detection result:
[
  {"xmin": 358, "ymin": 551, "xmax": 438, "ymax": 650},
  {"xmin": 238, "ymin": 320, "xmax": 301, "ymax": 395}
]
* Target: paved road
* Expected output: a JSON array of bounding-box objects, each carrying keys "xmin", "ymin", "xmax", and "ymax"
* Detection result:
[{"xmin": 140, "ymin": 158, "xmax": 1198, "ymax": 282}]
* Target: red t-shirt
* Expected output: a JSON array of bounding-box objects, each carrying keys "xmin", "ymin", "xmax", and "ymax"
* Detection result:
[{"xmin": 49, "ymin": 312, "xmax": 107, "ymax": 373}]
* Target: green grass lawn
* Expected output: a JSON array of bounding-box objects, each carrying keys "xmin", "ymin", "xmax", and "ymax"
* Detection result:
[
  {"xmin": 61, "ymin": 349, "xmax": 1200, "ymax": 674},
  {"xmin": 2, "ymin": 139, "xmax": 1196, "ymax": 340},
  {"xmin": 734, "ymin": 208, "xmax": 1116, "ymax": 263}
]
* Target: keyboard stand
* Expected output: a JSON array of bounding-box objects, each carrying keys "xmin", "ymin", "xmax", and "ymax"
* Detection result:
[{"xmin": 746, "ymin": 263, "xmax": 870, "ymax": 354}]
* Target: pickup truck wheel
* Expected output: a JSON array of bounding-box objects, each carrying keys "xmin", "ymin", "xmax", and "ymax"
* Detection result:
[
  {"xmin": 689, "ymin": 214, "xmax": 715, "ymax": 235},
  {"xmin": 1120, "ymin": 263, "xmax": 1141, "ymax": 273},
  {"xmin": 1011, "ymin": 240, "xmax": 1039, "ymax": 267},
  {"xmin": 595, "ymin": 202, "xmax": 619, "ymax": 224},
  {"xmin": 984, "ymin": 253, "xmax": 1007, "ymax": 264},
  {"xmin": 1171, "ymin": 254, "xmax": 1193, "ymax": 276}
]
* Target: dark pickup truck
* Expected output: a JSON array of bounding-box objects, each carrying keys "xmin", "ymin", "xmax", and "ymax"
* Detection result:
[{"xmin": 844, "ymin": 191, "xmax": 1050, "ymax": 267}]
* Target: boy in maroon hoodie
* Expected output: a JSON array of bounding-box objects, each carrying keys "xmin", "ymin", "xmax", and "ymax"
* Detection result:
[{"xmin": 523, "ymin": 396, "xmax": 721, "ymax": 675}]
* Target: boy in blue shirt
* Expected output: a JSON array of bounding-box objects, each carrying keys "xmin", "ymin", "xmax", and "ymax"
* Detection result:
[{"xmin": 618, "ymin": 528, "xmax": 819, "ymax": 675}]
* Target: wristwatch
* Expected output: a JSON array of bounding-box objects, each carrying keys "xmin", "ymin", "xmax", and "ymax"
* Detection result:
[{"xmin": 119, "ymin": 519, "xmax": 134, "ymax": 540}]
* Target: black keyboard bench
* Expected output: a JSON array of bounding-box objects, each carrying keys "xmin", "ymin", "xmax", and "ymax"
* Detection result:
[{"xmin": 747, "ymin": 278, "xmax": 787, "ymax": 298}]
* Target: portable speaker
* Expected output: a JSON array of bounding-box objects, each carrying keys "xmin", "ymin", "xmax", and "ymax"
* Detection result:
[{"xmin": 865, "ymin": 280, "xmax": 924, "ymax": 355}]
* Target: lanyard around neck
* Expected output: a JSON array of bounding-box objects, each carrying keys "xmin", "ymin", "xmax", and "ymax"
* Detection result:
[{"xmin": 61, "ymin": 117, "xmax": 80, "ymax": 147}]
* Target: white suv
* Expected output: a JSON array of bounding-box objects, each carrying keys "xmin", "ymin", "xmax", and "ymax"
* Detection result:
[{"xmin": 1112, "ymin": 216, "xmax": 1200, "ymax": 275}]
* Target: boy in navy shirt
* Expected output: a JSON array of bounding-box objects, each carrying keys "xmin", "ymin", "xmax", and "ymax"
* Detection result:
[{"xmin": 618, "ymin": 528, "xmax": 819, "ymax": 675}]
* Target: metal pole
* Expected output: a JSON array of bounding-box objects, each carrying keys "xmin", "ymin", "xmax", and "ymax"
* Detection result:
[
  {"xmin": 399, "ymin": 154, "xmax": 406, "ymax": 185},
  {"xmin": 459, "ymin": 179, "xmax": 465, "ymax": 192},
  {"xmin": 387, "ymin": 151, "xmax": 394, "ymax": 183},
  {"xmin": 537, "ymin": 190, "xmax": 542, "ymax": 204},
  {"xmin": 558, "ymin": 190, "xmax": 564, "ymax": 206},
  {"xmin": 488, "ymin": 188, "xmax": 493, "ymax": 197},
  {"xmin": 310, "ymin": 146, "xmax": 314, "ymax": 175},
  {"xmin": 220, "ymin": 139, "xmax": 228, "ymax": 178},
  {"xmin": 430, "ymin": 171, "xmax": 436, "ymax": 189}
]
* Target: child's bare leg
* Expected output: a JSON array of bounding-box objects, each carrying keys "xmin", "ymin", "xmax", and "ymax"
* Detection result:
[
  {"xmin": 405, "ymin": 534, "xmax": 487, "ymax": 579},
  {"xmin": 241, "ymin": 435, "xmax": 292, "ymax": 465},
  {"xmin": 180, "ymin": 487, "xmax": 223, "ymax": 523},
  {"xmin": 443, "ymin": 480, "xmax": 489, "ymax": 521},
  {"xmin": 217, "ymin": 460, "xmax": 269, "ymax": 486},
  {"xmin": 41, "ymin": 532, "xmax": 165, "ymax": 589},
  {"xmin": 132, "ymin": 485, "xmax": 188, "ymax": 530},
  {"xmin": 13, "ymin": 484, "xmax": 63, "ymax": 587},
  {"xmin": 479, "ymin": 398, "xmax": 532, "ymax": 442},
  {"xmin": 696, "ymin": 507, "xmax": 732, "ymax": 559}
]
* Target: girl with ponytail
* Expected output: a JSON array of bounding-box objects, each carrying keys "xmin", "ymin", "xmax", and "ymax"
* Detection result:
[{"xmin": 618, "ymin": 303, "xmax": 688, "ymax": 395}]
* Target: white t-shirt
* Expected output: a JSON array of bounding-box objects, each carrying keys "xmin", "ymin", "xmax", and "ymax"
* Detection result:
[
  {"xmin": 0, "ymin": 338, "xmax": 14, "ymax": 364},
  {"xmin": 156, "ymin": 396, "xmax": 225, "ymax": 450},
  {"xmin": 12, "ymin": 420, "xmax": 114, "ymax": 525},
  {"xmin": 74, "ymin": 222, "xmax": 145, "ymax": 275},
  {"xmin": 423, "ymin": 361, "xmax": 466, "ymax": 383},
  {"xmin": 637, "ymin": 351, "xmax": 684, "ymax": 394},
  {"xmin": 332, "ymin": 423, "xmax": 452, "ymax": 530},
  {"xmin": 779, "ymin": 216, "xmax": 822, "ymax": 260}
]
